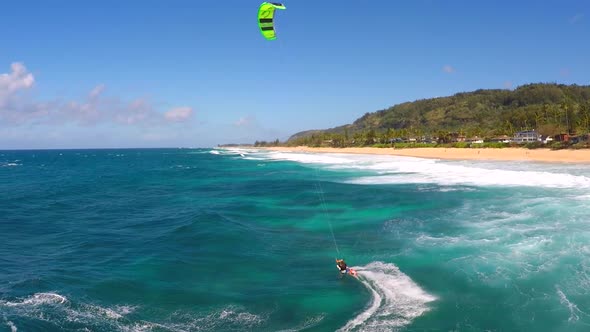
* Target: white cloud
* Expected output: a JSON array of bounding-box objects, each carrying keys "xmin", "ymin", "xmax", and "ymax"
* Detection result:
[
  {"xmin": 164, "ymin": 106, "xmax": 193, "ymax": 122},
  {"xmin": 0, "ymin": 62, "xmax": 35, "ymax": 108},
  {"xmin": 442, "ymin": 65, "xmax": 455, "ymax": 74},
  {"xmin": 0, "ymin": 62, "xmax": 34, "ymax": 93},
  {"xmin": 0, "ymin": 62, "xmax": 195, "ymax": 128}
]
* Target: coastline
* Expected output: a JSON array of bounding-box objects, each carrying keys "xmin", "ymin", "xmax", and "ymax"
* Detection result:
[{"xmin": 260, "ymin": 146, "xmax": 590, "ymax": 163}]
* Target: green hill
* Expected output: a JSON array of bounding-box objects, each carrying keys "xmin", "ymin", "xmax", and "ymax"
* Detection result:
[{"xmin": 284, "ymin": 83, "xmax": 590, "ymax": 147}]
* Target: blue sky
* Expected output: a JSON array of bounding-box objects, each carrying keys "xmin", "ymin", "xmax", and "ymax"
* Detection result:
[{"xmin": 1, "ymin": 0, "xmax": 588, "ymax": 149}]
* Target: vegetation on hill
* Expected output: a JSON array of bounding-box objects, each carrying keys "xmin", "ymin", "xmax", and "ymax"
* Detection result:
[{"xmin": 284, "ymin": 83, "xmax": 590, "ymax": 148}]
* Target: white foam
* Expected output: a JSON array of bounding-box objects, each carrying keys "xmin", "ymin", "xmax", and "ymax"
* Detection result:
[
  {"xmin": 5, "ymin": 321, "xmax": 17, "ymax": 332},
  {"xmin": 211, "ymin": 148, "xmax": 263, "ymax": 159},
  {"xmin": 83, "ymin": 304, "xmax": 125, "ymax": 320},
  {"xmin": 219, "ymin": 147, "xmax": 259, "ymax": 154},
  {"xmin": 1, "ymin": 162, "xmax": 21, "ymax": 167},
  {"xmin": 255, "ymin": 151, "xmax": 590, "ymax": 189},
  {"xmin": 556, "ymin": 286, "xmax": 589, "ymax": 323},
  {"xmin": 414, "ymin": 234, "xmax": 500, "ymax": 247},
  {"xmin": 0, "ymin": 292, "xmax": 267, "ymax": 331},
  {"xmin": 574, "ymin": 194, "xmax": 590, "ymax": 201},
  {"xmin": 348, "ymin": 161, "xmax": 590, "ymax": 189},
  {"xmin": 1, "ymin": 292, "xmax": 67, "ymax": 307},
  {"xmin": 161, "ymin": 305, "xmax": 266, "ymax": 332},
  {"xmin": 264, "ymin": 151, "xmax": 360, "ymax": 165},
  {"xmin": 0, "ymin": 293, "xmax": 147, "ymax": 331},
  {"xmin": 120, "ymin": 321, "xmax": 172, "ymax": 332},
  {"xmin": 338, "ymin": 261, "xmax": 436, "ymax": 332},
  {"xmin": 276, "ymin": 315, "xmax": 325, "ymax": 332},
  {"xmin": 213, "ymin": 306, "xmax": 264, "ymax": 327},
  {"xmin": 115, "ymin": 305, "xmax": 136, "ymax": 316}
]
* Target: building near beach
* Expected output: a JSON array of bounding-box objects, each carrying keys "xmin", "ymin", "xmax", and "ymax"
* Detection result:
[
  {"xmin": 489, "ymin": 135, "xmax": 512, "ymax": 143},
  {"xmin": 513, "ymin": 130, "xmax": 540, "ymax": 143},
  {"xmin": 553, "ymin": 133, "xmax": 570, "ymax": 142},
  {"xmin": 466, "ymin": 136, "xmax": 484, "ymax": 144}
]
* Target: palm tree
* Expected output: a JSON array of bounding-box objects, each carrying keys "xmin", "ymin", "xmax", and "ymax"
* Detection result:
[{"xmin": 562, "ymin": 101, "xmax": 571, "ymax": 134}]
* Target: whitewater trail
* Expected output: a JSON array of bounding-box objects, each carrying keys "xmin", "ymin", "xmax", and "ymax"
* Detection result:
[{"xmin": 338, "ymin": 262, "xmax": 436, "ymax": 332}]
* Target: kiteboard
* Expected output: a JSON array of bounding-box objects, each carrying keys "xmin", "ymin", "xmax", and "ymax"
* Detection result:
[{"xmin": 338, "ymin": 266, "xmax": 358, "ymax": 278}]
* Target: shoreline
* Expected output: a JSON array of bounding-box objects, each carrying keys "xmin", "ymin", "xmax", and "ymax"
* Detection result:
[{"xmin": 260, "ymin": 146, "xmax": 590, "ymax": 163}]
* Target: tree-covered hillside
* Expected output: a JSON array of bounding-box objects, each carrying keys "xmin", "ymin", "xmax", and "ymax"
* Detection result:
[{"xmin": 286, "ymin": 83, "xmax": 590, "ymax": 147}]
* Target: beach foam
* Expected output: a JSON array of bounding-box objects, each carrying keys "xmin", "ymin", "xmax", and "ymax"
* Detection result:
[
  {"xmin": 255, "ymin": 150, "xmax": 590, "ymax": 189},
  {"xmin": 346, "ymin": 159, "xmax": 590, "ymax": 189},
  {"xmin": 265, "ymin": 151, "xmax": 359, "ymax": 165}
]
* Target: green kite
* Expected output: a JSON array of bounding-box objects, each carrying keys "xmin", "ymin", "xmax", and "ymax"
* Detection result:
[{"xmin": 258, "ymin": 2, "xmax": 286, "ymax": 40}]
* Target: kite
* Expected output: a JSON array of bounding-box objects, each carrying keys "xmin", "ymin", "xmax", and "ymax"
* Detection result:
[{"xmin": 258, "ymin": 2, "xmax": 286, "ymax": 40}]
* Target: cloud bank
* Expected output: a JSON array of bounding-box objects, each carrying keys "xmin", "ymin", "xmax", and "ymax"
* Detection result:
[
  {"xmin": 0, "ymin": 62, "xmax": 34, "ymax": 100},
  {"xmin": 0, "ymin": 62, "xmax": 194, "ymax": 127}
]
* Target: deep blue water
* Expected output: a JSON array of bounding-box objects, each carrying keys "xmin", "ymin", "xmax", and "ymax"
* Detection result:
[{"xmin": 1, "ymin": 148, "xmax": 590, "ymax": 331}]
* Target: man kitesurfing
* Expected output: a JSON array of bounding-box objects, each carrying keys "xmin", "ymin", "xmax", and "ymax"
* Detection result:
[
  {"xmin": 310, "ymin": 134, "xmax": 358, "ymax": 280},
  {"xmin": 336, "ymin": 259, "xmax": 358, "ymax": 278}
]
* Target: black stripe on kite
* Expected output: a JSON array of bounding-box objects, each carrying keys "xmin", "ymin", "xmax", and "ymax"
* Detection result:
[
  {"xmin": 259, "ymin": 18, "xmax": 273, "ymax": 23},
  {"xmin": 261, "ymin": 26, "xmax": 274, "ymax": 31}
]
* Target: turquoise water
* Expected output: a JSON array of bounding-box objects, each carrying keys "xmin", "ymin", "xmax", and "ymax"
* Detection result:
[{"xmin": 1, "ymin": 148, "xmax": 590, "ymax": 331}]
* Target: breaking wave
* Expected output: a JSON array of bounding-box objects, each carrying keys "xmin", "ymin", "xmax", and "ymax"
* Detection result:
[{"xmin": 254, "ymin": 150, "xmax": 590, "ymax": 189}]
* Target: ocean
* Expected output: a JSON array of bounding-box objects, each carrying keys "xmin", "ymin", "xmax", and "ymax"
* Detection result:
[{"xmin": 1, "ymin": 148, "xmax": 590, "ymax": 331}]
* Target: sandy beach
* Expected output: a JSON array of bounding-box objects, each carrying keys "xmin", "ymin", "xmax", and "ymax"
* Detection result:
[{"xmin": 262, "ymin": 146, "xmax": 590, "ymax": 163}]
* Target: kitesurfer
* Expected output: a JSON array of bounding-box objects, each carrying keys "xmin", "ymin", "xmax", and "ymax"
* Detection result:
[{"xmin": 336, "ymin": 259, "xmax": 357, "ymax": 277}]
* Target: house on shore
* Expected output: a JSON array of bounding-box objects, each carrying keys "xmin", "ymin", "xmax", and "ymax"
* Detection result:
[
  {"xmin": 489, "ymin": 135, "xmax": 512, "ymax": 143},
  {"xmin": 466, "ymin": 136, "xmax": 484, "ymax": 144},
  {"xmin": 451, "ymin": 133, "xmax": 467, "ymax": 143},
  {"xmin": 513, "ymin": 130, "xmax": 540, "ymax": 143},
  {"xmin": 552, "ymin": 133, "xmax": 589, "ymax": 144},
  {"xmin": 553, "ymin": 133, "xmax": 570, "ymax": 142}
]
